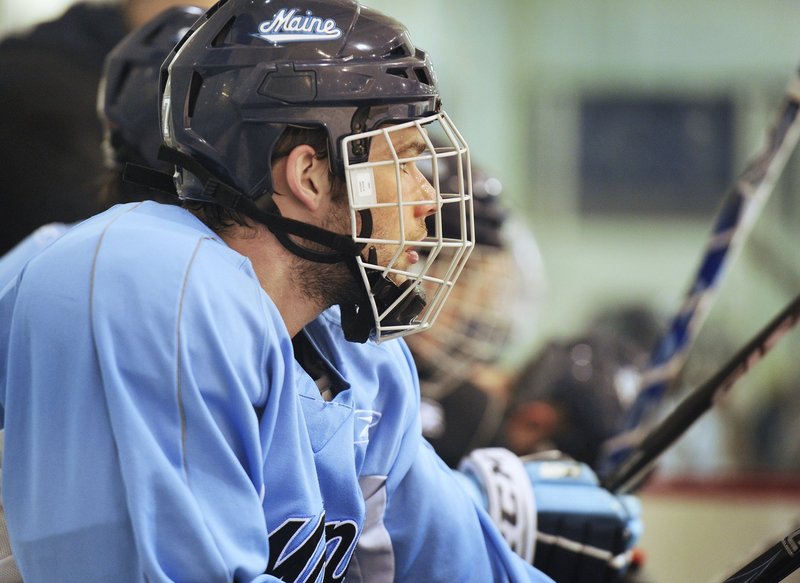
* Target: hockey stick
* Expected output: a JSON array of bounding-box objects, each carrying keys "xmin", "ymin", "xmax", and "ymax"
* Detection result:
[
  {"xmin": 598, "ymin": 70, "xmax": 800, "ymax": 481},
  {"xmin": 603, "ymin": 291, "xmax": 800, "ymax": 494},
  {"xmin": 721, "ymin": 525, "xmax": 800, "ymax": 582}
]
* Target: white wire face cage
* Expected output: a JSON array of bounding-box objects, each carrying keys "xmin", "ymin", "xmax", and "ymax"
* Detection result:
[
  {"xmin": 406, "ymin": 218, "xmax": 547, "ymax": 399},
  {"xmin": 342, "ymin": 113, "xmax": 474, "ymax": 342}
]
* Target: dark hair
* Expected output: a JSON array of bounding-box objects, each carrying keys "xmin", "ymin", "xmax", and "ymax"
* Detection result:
[{"xmin": 187, "ymin": 125, "xmax": 346, "ymax": 233}]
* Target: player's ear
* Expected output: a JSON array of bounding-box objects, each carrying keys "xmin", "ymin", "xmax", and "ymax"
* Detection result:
[{"xmin": 283, "ymin": 144, "xmax": 331, "ymax": 212}]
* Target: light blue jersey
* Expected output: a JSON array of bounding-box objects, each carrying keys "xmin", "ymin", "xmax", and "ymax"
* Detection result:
[
  {"xmin": 0, "ymin": 222, "xmax": 71, "ymax": 291},
  {"xmin": 0, "ymin": 202, "xmax": 552, "ymax": 582}
]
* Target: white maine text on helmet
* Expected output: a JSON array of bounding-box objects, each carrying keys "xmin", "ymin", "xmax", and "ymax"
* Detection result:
[{"xmin": 257, "ymin": 8, "xmax": 342, "ymax": 43}]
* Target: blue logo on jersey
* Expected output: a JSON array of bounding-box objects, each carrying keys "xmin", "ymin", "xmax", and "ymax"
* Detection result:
[
  {"xmin": 256, "ymin": 9, "xmax": 343, "ymax": 43},
  {"xmin": 266, "ymin": 514, "xmax": 359, "ymax": 582}
]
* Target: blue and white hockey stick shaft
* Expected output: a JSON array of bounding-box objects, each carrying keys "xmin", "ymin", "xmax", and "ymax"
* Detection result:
[
  {"xmin": 598, "ymin": 69, "xmax": 800, "ymax": 483},
  {"xmin": 603, "ymin": 291, "xmax": 800, "ymax": 494}
]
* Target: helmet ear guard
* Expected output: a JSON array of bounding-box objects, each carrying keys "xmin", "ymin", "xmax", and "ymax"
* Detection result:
[{"xmin": 99, "ymin": 5, "xmax": 205, "ymax": 173}]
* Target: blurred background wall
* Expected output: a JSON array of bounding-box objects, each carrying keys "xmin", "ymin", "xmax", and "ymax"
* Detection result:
[
  {"xmin": 355, "ymin": 0, "xmax": 800, "ymax": 353},
  {"xmin": 3, "ymin": 1, "xmax": 800, "ymax": 580},
  {"xmin": 359, "ymin": 0, "xmax": 800, "ymax": 478}
]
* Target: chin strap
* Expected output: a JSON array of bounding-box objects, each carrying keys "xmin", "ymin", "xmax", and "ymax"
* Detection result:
[{"xmin": 339, "ymin": 247, "xmax": 427, "ymax": 343}]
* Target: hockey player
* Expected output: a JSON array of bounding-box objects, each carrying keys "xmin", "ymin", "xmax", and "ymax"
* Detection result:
[
  {"xmin": 502, "ymin": 305, "xmax": 664, "ymax": 470},
  {"xmin": 0, "ymin": 2, "xmax": 640, "ymax": 581},
  {"xmin": 0, "ymin": 1, "xmax": 558, "ymax": 580}
]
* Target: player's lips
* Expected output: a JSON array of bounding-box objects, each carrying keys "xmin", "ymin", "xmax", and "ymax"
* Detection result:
[{"xmin": 404, "ymin": 229, "xmax": 427, "ymax": 265}]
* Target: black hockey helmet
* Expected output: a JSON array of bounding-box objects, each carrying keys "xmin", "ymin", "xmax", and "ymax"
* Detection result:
[
  {"xmin": 159, "ymin": 0, "xmax": 474, "ymax": 342},
  {"xmin": 502, "ymin": 339, "xmax": 618, "ymax": 468},
  {"xmin": 99, "ymin": 5, "xmax": 205, "ymax": 172},
  {"xmin": 160, "ymin": 0, "xmax": 440, "ymax": 201}
]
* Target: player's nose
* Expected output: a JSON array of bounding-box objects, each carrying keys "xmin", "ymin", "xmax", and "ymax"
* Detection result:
[{"xmin": 412, "ymin": 168, "xmax": 438, "ymax": 219}]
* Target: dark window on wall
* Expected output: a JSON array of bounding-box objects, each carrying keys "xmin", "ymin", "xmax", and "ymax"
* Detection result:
[{"xmin": 579, "ymin": 96, "xmax": 734, "ymax": 216}]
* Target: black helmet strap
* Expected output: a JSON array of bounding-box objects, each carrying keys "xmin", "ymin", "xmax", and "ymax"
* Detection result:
[
  {"xmin": 154, "ymin": 146, "xmax": 392, "ymax": 343},
  {"xmin": 339, "ymin": 246, "xmax": 427, "ymax": 343},
  {"xmin": 122, "ymin": 162, "xmax": 179, "ymax": 197},
  {"xmin": 157, "ymin": 145, "xmax": 372, "ymax": 265}
]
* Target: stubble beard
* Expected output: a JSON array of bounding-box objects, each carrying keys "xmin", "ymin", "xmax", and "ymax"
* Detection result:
[
  {"xmin": 292, "ymin": 199, "xmax": 364, "ymax": 310},
  {"xmin": 294, "ymin": 257, "xmax": 363, "ymax": 309},
  {"xmin": 290, "ymin": 203, "xmax": 429, "ymax": 311}
]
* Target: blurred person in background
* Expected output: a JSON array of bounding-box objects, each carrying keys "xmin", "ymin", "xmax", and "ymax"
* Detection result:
[
  {"xmin": 0, "ymin": 3, "xmax": 201, "ymax": 287},
  {"xmin": 0, "ymin": 8, "xmax": 205, "ymax": 580},
  {"xmin": 501, "ymin": 304, "xmax": 664, "ymax": 470},
  {"xmin": 0, "ymin": 0, "xmax": 212, "ymax": 255},
  {"xmin": 376, "ymin": 156, "xmax": 645, "ymax": 581},
  {"xmin": 405, "ymin": 153, "xmax": 547, "ymax": 467}
]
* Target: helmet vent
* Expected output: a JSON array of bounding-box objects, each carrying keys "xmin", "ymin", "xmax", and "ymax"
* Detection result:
[
  {"xmin": 383, "ymin": 42, "xmax": 412, "ymax": 59},
  {"xmin": 386, "ymin": 67, "xmax": 409, "ymax": 80},
  {"xmin": 211, "ymin": 16, "xmax": 236, "ymax": 47},
  {"xmin": 414, "ymin": 67, "xmax": 432, "ymax": 86},
  {"xmin": 187, "ymin": 70, "xmax": 204, "ymax": 118}
]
